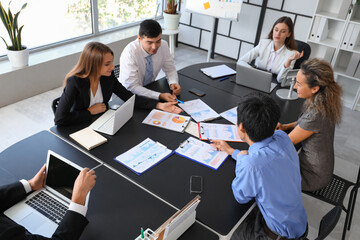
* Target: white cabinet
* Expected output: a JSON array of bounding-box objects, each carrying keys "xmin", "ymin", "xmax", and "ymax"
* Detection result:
[{"xmin": 308, "ymin": 0, "xmax": 360, "ymax": 110}]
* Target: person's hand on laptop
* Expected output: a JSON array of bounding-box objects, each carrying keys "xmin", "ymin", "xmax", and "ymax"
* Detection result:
[
  {"xmin": 88, "ymin": 103, "xmax": 107, "ymax": 115},
  {"xmin": 156, "ymin": 102, "xmax": 183, "ymax": 114},
  {"xmin": 71, "ymin": 168, "xmax": 96, "ymax": 206},
  {"xmin": 28, "ymin": 164, "xmax": 46, "ymax": 191},
  {"xmin": 159, "ymin": 92, "xmax": 177, "ymax": 102}
]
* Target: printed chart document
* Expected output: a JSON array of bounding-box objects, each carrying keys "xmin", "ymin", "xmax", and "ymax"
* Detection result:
[
  {"xmin": 220, "ymin": 107, "xmax": 237, "ymax": 125},
  {"xmin": 69, "ymin": 127, "xmax": 107, "ymax": 150},
  {"xmin": 200, "ymin": 64, "xmax": 236, "ymax": 78},
  {"xmin": 142, "ymin": 109, "xmax": 190, "ymax": 133},
  {"xmin": 175, "ymin": 137, "xmax": 228, "ymax": 170},
  {"xmin": 114, "ymin": 138, "xmax": 173, "ymax": 175},
  {"xmin": 179, "ymin": 99, "xmax": 220, "ymax": 122},
  {"xmin": 198, "ymin": 122, "xmax": 243, "ymax": 142}
]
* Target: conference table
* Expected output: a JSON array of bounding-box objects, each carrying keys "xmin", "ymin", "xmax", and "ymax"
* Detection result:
[
  {"xmin": 49, "ymin": 62, "xmax": 304, "ymax": 239},
  {"xmin": 0, "ymin": 131, "xmax": 219, "ymax": 240}
]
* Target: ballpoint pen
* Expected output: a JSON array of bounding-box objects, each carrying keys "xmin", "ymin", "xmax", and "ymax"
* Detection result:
[
  {"xmin": 219, "ymin": 76, "xmax": 229, "ymax": 81},
  {"xmin": 141, "ymin": 227, "xmax": 144, "ymax": 239},
  {"xmin": 176, "ymin": 98, "xmax": 184, "ymax": 104},
  {"xmin": 90, "ymin": 163, "xmax": 103, "ymax": 171}
]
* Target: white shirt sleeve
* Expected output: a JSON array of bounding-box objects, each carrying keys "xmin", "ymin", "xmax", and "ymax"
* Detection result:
[
  {"xmin": 160, "ymin": 41, "xmax": 179, "ymax": 86},
  {"xmin": 20, "ymin": 179, "xmax": 32, "ymax": 193},
  {"xmin": 238, "ymin": 43, "xmax": 260, "ymax": 64},
  {"xmin": 69, "ymin": 202, "xmax": 88, "ymax": 217},
  {"xmin": 119, "ymin": 42, "xmax": 161, "ymax": 100}
]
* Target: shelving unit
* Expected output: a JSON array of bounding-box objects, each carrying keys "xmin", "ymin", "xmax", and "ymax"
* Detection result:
[{"xmin": 308, "ymin": 0, "xmax": 360, "ymax": 111}]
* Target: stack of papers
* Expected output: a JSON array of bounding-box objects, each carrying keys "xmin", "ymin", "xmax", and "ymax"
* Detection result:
[
  {"xmin": 200, "ymin": 64, "xmax": 236, "ymax": 79},
  {"xmin": 69, "ymin": 127, "xmax": 107, "ymax": 150}
]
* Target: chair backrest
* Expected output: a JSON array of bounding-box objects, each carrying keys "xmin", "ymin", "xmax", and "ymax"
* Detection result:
[
  {"xmin": 294, "ymin": 40, "xmax": 311, "ymax": 69},
  {"xmin": 315, "ymin": 206, "xmax": 342, "ymax": 240},
  {"xmin": 114, "ymin": 64, "xmax": 120, "ymax": 78},
  {"xmin": 52, "ymin": 97, "xmax": 61, "ymax": 115}
]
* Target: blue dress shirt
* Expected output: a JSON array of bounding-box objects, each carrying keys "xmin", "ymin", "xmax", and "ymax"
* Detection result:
[{"xmin": 232, "ymin": 130, "xmax": 307, "ymax": 238}]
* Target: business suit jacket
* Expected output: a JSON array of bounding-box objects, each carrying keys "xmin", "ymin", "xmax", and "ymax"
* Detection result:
[
  {"xmin": 54, "ymin": 72, "xmax": 158, "ymax": 126},
  {"xmin": 0, "ymin": 182, "xmax": 88, "ymax": 240},
  {"xmin": 238, "ymin": 39, "xmax": 296, "ymax": 83}
]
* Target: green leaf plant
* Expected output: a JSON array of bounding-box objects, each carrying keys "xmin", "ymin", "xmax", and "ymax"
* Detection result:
[{"xmin": 0, "ymin": 1, "xmax": 27, "ymax": 51}]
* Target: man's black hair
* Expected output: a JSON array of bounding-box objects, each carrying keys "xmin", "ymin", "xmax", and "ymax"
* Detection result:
[
  {"xmin": 236, "ymin": 92, "xmax": 280, "ymax": 142},
  {"xmin": 139, "ymin": 19, "xmax": 162, "ymax": 38}
]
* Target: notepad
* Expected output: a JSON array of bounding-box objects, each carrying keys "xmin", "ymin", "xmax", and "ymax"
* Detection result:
[
  {"xmin": 198, "ymin": 122, "xmax": 243, "ymax": 142},
  {"xmin": 114, "ymin": 138, "xmax": 173, "ymax": 175},
  {"xmin": 142, "ymin": 109, "xmax": 190, "ymax": 133},
  {"xmin": 69, "ymin": 127, "xmax": 107, "ymax": 150},
  {"xmin": 175, "ymin": 137, "xmax": 228, "ymax": 170},
  {"xmin": 200, "ymin": 64, "xmax": 236, "ymax": 79},
  {"xmin": 179, "ymin": 99, "xmax": 220, "ymax": 122}
]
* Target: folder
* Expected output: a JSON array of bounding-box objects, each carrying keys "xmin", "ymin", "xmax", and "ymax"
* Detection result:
[
  {"xmin": 316, "ymin": 17, "xmax": 328, "ymax": 42},
  {"xmin": 348, "ymin": 24, "xmax": 360, "ymax": 50},
  {"xmin": 309, "ymin": 16, "xmax": 321, "ymax": 41},
  {"xmin": 342, "ymin": 23, "xmax": 354, "ymax": 49},
  {"xmin": 69, "ymin": 127, "xmax": 107, "ymax": 150},
  {"xmin": 345, "ymin": 53, "xmax": 360, "ymax": 77}
]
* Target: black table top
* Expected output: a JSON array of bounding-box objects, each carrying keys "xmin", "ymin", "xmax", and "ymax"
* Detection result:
[{"xmin": 0, "ymin": 131, "xmax": 219, "ymax": 240}]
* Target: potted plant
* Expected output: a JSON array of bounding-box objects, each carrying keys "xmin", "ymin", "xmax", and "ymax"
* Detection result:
[
  {"xmin": 0, "ymin": 1, "xmax": 29, "ymax": 68},
  {"xmin": 163, "ymin": 0, "xmax": 181, "ymax": 30}
]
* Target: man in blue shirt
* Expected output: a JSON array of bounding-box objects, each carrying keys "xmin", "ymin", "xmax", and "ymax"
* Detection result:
[{"xmin": 212, "ymin": 93, "xmax": 307, "ymax": 240}]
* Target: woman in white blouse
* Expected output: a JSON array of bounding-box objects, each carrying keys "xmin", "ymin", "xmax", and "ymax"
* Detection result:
[{"xmin": 238, "ymin": 16, "xmax": 304, "ymax": 82}]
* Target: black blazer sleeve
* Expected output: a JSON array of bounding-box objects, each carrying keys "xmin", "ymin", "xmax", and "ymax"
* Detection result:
[
  {"xmin": 0, "ymin": 182, "xmax": 26, "ymax": 213},
  {"xmin": 54, "ymin": 77, "xmax": 92, "ymax": 126}
]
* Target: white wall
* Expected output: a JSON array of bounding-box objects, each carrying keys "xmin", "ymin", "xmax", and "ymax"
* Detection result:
[{"xmin": 179, "ymin": 0, "xmax": 316, "ymax": 60}]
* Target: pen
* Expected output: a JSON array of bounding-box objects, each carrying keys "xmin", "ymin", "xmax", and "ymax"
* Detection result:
[
  {"xmin": 90, "ymin": 163, "xmax": 103, "ymax": 171},
  {"xmin": 219, "ymin": 76, "xmax": 229, "ymax": 81},
  {"xmin": 141, "ymin": 227, "xmax": 144, "ymax": 239},
  {"xmin": 176, "ymin": 98, "xmax": 184, "ymax": 104},
  {"xmin": 207, "ymin": 138, "xmax": 213, "ymax": 144}
]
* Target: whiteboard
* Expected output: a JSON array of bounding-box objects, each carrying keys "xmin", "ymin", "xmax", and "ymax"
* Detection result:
[{"xmin": 185, "ymin": 0, "xmax": 243, "ymax": 21}]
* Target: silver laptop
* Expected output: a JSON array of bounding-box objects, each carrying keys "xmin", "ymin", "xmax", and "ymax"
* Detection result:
[
  {"xmin": 90, "ymin": 95, "xmax": 135, "ymax": 135},
  {"xmin": 4, "ymin": 150, "xmax": 89, "ymax": 238},
  {"xmin": 235, "ymin": 62, "xmax": 277, "ymax": 93}
]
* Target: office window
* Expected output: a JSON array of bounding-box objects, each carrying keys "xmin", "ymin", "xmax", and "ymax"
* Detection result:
[
  {"xmin": 97, "ymin": 0, "xmax": 159, "ymax": 31},
  {"xmin": 0, "ymin": 0, "xmax": 92, "ymax": 56},
  {"xmin": 0, "ymin": 0, "xmax": 161, "ymax": 57}
]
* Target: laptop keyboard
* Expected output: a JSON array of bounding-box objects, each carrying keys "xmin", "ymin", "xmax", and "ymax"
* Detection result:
[
  {"xmin": 90, "ymin": 110, "xmax": 114, "ymax": 132},
  {"xmin": 25, "ymin": 191, "xmax": 67, "ymax": 224}
]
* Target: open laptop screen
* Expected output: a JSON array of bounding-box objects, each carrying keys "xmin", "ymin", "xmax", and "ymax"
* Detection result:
[{"xmin": 46, "ymin": 154, "xmax": 80, "ymax": 200}]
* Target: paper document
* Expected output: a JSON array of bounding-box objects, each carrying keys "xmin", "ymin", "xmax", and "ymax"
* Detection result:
[
  {"xmin": 175, "ymin": 137, "xmax": 228, "ymax": 170},
  {"xmin": 220, "ymin": 107, "xmax": 237, "ymax": 125},
  {"xmin": 200, "ymin": 64, "xmax": 236, "ymax": 78},
  {"xmin": 142, "ymin": 109, "xmax": 190, "ymax": 133},
  {"xmin": 198, "ymin": 122, "xmax": 243, "ymax": 142},
  {"xmin": 114, "ymin": 138, "xmax": 172, "ymax": 175},
  {"xmin": 179, "ymin": 99, "xmax": 220, "ymax": 122}
]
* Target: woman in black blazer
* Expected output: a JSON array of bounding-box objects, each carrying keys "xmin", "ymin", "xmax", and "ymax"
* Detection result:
[{"xmin": 55, "ymin": 42, "xmax": 181, "ymax": 126}]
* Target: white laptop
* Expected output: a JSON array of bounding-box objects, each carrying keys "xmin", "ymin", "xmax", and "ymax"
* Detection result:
[
  {"xmin": 4, "ymin": 150, "xmax": 89, "ymax": 238},
  {"xmin": 235, "ymin": 62, "xmax": 277, "ymax": 93},
  {"xmin": 90, "ymin": 95, "xmax": 135, "ymax": 135}
]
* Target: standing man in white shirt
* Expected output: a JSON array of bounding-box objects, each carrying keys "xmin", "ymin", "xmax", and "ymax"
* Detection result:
[{"xmin": 119, "ymin": 19, "xmax": 181, "ymax": 103}]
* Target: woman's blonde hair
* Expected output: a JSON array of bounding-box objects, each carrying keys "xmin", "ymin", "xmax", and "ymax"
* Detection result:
[
  {"xmin": 300, "ymin": 58, "xmax": 342, "ymax": 125},
  {"xmin": 268, "ymin": 16, "xmax": 297, "ymax": 51},
  {"xmin": 63, "ymin": 42, "xmax": 113, "ymax": 86}
]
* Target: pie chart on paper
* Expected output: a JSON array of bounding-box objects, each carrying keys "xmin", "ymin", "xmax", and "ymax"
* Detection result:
[{"xmin": 172, "ymin": 116, "xmax": 186, "ymax": 124}]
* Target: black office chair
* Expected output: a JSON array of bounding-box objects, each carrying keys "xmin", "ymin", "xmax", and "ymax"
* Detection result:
[
  {"xmin": 314, "ymin": 206, "xmax": 342, "ymax": 240},
  {"xmin": 52, "ymin": 97, "xmax": 60, "ymax": 115},
  {"xmin": 114, "ymin": 64, "xmax": 120, "ymax": 78},
  {"xmin": 303, "ymin": 166, "xmax": 360, "ymax": 240},
  {"xmin": 294, "ymin": 40, "xmax": 311, "ymax": 69}
]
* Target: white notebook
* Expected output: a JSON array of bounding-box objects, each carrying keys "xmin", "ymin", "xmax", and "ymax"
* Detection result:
[{"xmin": 70, "ymin": 127, "xmax": 107, "ymax": 150}]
